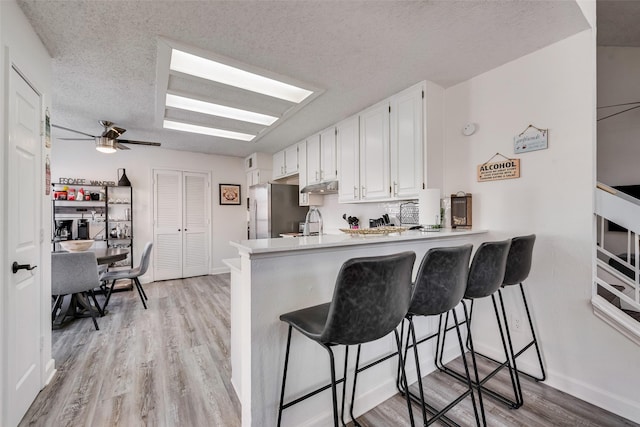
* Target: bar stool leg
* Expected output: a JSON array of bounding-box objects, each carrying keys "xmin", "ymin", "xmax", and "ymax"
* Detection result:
[
  {"xmin": 490, "ymin": 294, "xmax": 522, "ymax": 408},
  {"xmin": 461, "ymin": 300, "xmax": 487, "ymax": 426},
  {"xmin": 395, "ymin": 328, "xmax": 415, "ymax": 427},
  {"xmin": 518, "ymin": 283, "xmax": 547, "ymax": 381},
  {"xmin": 320, "ymin": 343, "xmax": 340, "ymax": 427},
  {"xmin": 451, "ymin": 308, "xmax": 482, "ymax": 427},
  {"xmin": 341, "ymin": 346, "xmax": 350, "ymax": 427},
  {"xmin": 496, "ymin": 291, "xmax": 523, "ymax": 406},
  {"xmin": 277, "ymin": 325, "xmax": 293, "ymax": 427},
  {"xmin": 408, "ymin": 317, "xmax": 429, "ymax": 426}
]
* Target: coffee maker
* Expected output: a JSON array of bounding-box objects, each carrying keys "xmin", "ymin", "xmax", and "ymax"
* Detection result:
[
  {"xmin": 54, "ymin": 219, "xmax": 73, "ymax": 240},
  {"xmin": 77, "ymin": 219, "xmax": 89, "ymax": 240}
]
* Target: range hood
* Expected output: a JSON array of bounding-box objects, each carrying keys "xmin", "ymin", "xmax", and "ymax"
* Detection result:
[{"xmin": 300, "ymin": 180, "xmax": 339, "ymax": 194}]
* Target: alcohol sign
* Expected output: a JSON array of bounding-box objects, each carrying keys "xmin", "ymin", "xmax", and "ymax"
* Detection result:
[{"xmin": 477, "ymin": 158, "xmax": 520, "ymax": 182}]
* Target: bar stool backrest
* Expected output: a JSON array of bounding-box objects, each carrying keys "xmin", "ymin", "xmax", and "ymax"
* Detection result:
[
  {"xmin": 409, "ymin": 244, "xmax": 473, "ymax": 316},
  {"xmin": 321, "ymin": 251, "xmax": 416, "ymax": 345},
  {"xmin": 465, "ymin": 239, "xmax": 511, "ymax": 299},
  {"xmin": 503, "ymin": 234, "xmax": 536, "ymax": 286}
]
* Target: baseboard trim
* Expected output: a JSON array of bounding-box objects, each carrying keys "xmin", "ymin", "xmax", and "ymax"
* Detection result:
[
  {"xmin": 472, "ymin": 342, "xmax": 640, "ymax": 424},
  {"xmin": 44, "ymin": 358, "xmax": 56, "ymax": 386},
  {"xmin": 211, "ymin": 267, "xmax": 230, "ymax": 275}
]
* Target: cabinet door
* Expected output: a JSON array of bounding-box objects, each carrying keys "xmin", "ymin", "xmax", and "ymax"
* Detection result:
[
  {"xmin": 182, "ymin": 172, "xmax": 209, "ymax": 278},
  {"xmin": 337, "ymin": 116, "xmax": 360, "ymax": 203},
  {"xmin": 272, "ymin": 150, "xmax": 286, "ymax": 179},
  {"xmin": 359, "ymin": 102, "xmax": 390, "ymax": 201},
  {"xmin": 297, "ymin": 141, "xmax": 309, "ymax": 206},
  {"xmin": 153, "ymin": 170, "xmax": 183, "ymax": 281},
  {"xmin": 284, "ymin": 144, "xmax": 299, "ymax": 175},
  {"xmin": 307, "ymin": 133, "xmax": 321, "ymax": 184},
  {"xmin": 391, "ymin": 84, "xmax": 424, "ymax": 198},
  {"xmin": 320, "ymin": 127, "xmax": 337, "ymax": 181}
]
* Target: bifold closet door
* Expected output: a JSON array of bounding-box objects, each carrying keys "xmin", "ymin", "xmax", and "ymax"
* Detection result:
[{"xmin": 153, "ymin": 169, "xmax": 210, "ymax": 281}]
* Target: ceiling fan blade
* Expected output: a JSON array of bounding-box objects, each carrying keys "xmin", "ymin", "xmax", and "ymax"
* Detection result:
[
  {"xmin": 114, "ymin": 142, "xmax": 131, "ymax": 150},
  {"xmin": 118, "ymin": 139, "xmax": 161, "ymax": 147},
  {"xmin": 52, "ymin": 124, "xmax": 96, "ymax": 138},
  {"xmin": 58, "ymin": 137, "xmax": 94, "ymax": 141}
]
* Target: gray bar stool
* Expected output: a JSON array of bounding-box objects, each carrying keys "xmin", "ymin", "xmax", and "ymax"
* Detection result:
[
  {"xmin": 277, "ymin": 251, "xmax": 416, "ymax": 427},
  {"xmin": 400, "ymin": 244, "xmax": 483, "ymax": 427},
  {"xmin": 437, "ymin": 239, "xmax": 522, "ymax": 411},
  {"xmin": 472, "ymin": 234, "xmax": 545, "ymax": 383}
]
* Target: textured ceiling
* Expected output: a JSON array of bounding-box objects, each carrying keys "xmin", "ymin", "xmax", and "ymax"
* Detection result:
[{"xmin": 18, "ymin": 0, "xmax": 588, "ymax": 158}]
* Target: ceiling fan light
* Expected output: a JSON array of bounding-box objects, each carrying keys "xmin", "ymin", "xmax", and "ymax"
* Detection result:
[{"xmin": 95, "ymin": 137, "xmax": 117, "ymax": 154}]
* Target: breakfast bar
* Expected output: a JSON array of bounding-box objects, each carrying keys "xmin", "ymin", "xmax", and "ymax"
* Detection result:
[{"xmin": 229, "ymin": 229, "xmax": 487, "ymax": 427}]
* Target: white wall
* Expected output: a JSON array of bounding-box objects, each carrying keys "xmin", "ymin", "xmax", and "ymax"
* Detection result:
[
  {"xmin": 1, "ymin": 0, "xmax": 53, "ymax": 423},
  {"xmin": 444, "ymin": 30, "xmax": 640, "ymax": 422},
  {"xmin": 597, "ymin": 46, "xmax": 640, "ymax": 185},
  {"xmin": 50, "ymin": 141, "xmax": 247, "ymax": 278}
]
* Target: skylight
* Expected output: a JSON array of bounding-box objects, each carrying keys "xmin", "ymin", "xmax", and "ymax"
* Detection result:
[
  {"xmin": 170, "ymin": 49, "xmax": 313, "ymax": 103},
  {"xmin": 163, "ymin": 120, "xmax": 255, "ymax": 141},
  {"xmin": 165, "ymin": 94, "xmax": 278, "ymax": 126},
  {"xmin": 156, "ymin": 39, "xmax": 322, "ymax": 145}
]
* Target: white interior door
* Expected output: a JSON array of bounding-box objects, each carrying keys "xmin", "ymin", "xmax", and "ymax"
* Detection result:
[
  {"xmin": 182, "ymin": 172, "xmax": 209, "ymax": 278},
  {"xmin": 153, "ymin": 170, "xmax": 183, "ymax": 281},
  {"xmin": 153, "ymin": 169, "xmax": 210, "ymax": 280},
  {"xmin": 6, "ymin": 66, "xmax": 42, "ymax": 427}
]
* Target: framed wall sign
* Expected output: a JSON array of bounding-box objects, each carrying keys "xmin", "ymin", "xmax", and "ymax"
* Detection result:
[
  {"xmin": 219, "ymin": 184, "xmax": 241, "ymax": 205},
  {"xmin": 514, "ymin": 124, "xmax": 548, "ymax": 154},
  {"xmin": 477, "ymin": 153, "xmax": 520, "ymax": 182}
]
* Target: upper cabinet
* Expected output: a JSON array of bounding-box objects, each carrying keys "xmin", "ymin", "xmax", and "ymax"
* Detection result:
[
  {"xmin": 390, "ymin": 83, "xmax": 424, "ymax": 199},
  {"xmin": 337, "ymin": 115, "xmax": 360, "ymax": 202},
  {"xmin": 272, "ymin": 145, "xmax": 299, "ymax": 180},
  {"xmin": 307, "ymin": 127, "xmax": 337, "ymax": 185},
  {"xmin": 337, "ymin": 81, "xmax": 425, "ymax": 203}
]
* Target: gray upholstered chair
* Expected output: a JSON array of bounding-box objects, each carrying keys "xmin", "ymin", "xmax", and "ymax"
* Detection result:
[
  {"xmin": 51, "ymin": 251, "xmax": 103, "ymax": 330},
  {"xmin": 100, "ymin": 242, "xmax": 153, "ymax": 310},
  {"xmin": 277, "ymin": 251, "xmax": 416, "ymax": 427},
  {"xmin": 401, "ymin": 244, "xmax": 483, "ymax": 426}
]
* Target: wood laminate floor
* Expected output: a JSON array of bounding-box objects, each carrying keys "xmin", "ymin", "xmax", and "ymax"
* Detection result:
[{"xmin": 20, "ymin": 274, "xmax": 637, "ymax": 427}]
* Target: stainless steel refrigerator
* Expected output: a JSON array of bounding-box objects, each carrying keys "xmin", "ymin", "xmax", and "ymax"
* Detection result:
[{"xmin": 248, "ymin": 183, "xmax": 308, "ymax": 239}]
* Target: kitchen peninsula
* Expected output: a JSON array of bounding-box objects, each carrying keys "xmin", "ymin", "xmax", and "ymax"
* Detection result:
[{"xmin": 227, "ymin": 229, "xmax": 487, "ymax": 427}]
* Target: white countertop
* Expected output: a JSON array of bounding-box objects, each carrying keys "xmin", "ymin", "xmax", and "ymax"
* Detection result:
[{"xmin": 230, "ymin": 228, "xmax": 487, "ymax": 255}]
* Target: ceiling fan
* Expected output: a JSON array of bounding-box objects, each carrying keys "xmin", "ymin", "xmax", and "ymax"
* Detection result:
[{"xmin": 52, "ymin": 120, "xmax": 161, "ymax": 153}]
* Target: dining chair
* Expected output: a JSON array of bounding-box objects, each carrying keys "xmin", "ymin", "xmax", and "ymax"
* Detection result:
[
  {"xmin": 277, "ymin": 251, "xmax": 416, "ymax": 427},
  {"xmin": 51, "ymin": 251, "xmax": 103, "ymax": 330},
  {"xmin": 100, "ymin": 242, "xmax": 153, "ymax": 310}
]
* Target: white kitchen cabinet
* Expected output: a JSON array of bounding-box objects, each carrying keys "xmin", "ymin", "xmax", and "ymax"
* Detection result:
[
  {"xmin": 337, "ymin": 115, "xmax": 360, "ymax": 203},
  {"xmin": 272, "ymin": 150, "xmax": 286, "ymax": 179},
  {"xmin": 297, "ymin": 140, "xmax": 309, "ymax": 206},
  {"xmin": 307, "ymin": 128, "xmax": 337, "ymax": 185},
  {"xmin": 247, "ymin": 168, "xmax": 270, "ymax": 190},
  {"xmin": 320, "ymin": 127, "xmax": 337, "ymax": 182},
  {"xmin": 244, "ymin": 152, "xmax": 272, "ymax": 171},
  {"xmin": 359, "ymin": 102, "xmax": 391, "ymax": 201},
  {"xmin": 284, "ymin": 145, "xmax": 299, "ymax": 175},
  {"xmin": 336, "ymin": 81, "xmax": 425, "ymax": 203},
  {"xmin": 390, "ymin": 83, "xmax": 424, "ymax": 198},
  {"xmin": 272, "ymin": 145, "xmax": 299, "ymax": 179}
]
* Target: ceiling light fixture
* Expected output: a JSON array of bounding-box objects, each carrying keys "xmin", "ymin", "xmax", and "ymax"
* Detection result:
[
  {"xmin": 163, "ymin": 120, "xmax": 255, "ymax": 141},
  {"xmin": 165, "ymin": 94, "xmax": 278, "ymax": 126},
  {"xmin": 95, "ymin": 137, "xmax": 117, "ymax": 154},
  {"xmin": 170, "ymin": 49, "xmax": 313, "ymax": 103}
]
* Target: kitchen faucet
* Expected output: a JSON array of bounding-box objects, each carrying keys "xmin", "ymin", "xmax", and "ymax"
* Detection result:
[{"xmin": 303, "ymin": 206, "xmax": 323, "ymax": 236}]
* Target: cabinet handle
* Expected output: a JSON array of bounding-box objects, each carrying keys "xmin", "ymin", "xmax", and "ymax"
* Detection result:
[
  {"xmin": 393, "ymin": 181, "xmax": 398, "ymax": 197},
  {"xmin": 362, "ymin": 186, "xmax": 366, "ymax": 198},
  {"xmin": 315, "ymin": 171, "xmax": 319, "ymax": 181},
  {"xmin": 281, "ymin": 166, "xmax": 284, "ymax": 174},
  {"xmin": 353, "ymin": 186, "xmax": 358, "ymax": 199}
]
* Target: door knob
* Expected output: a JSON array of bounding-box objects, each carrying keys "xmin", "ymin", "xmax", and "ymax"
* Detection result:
[{"xmin": 12, "ymin": 262, "xmax": 37, "ymax": 274}]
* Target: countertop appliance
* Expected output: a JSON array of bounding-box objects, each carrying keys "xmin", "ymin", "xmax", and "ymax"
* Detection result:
[{"xmin": 249, "ymin": 183, "xmax": 308, "ymax": 239}]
